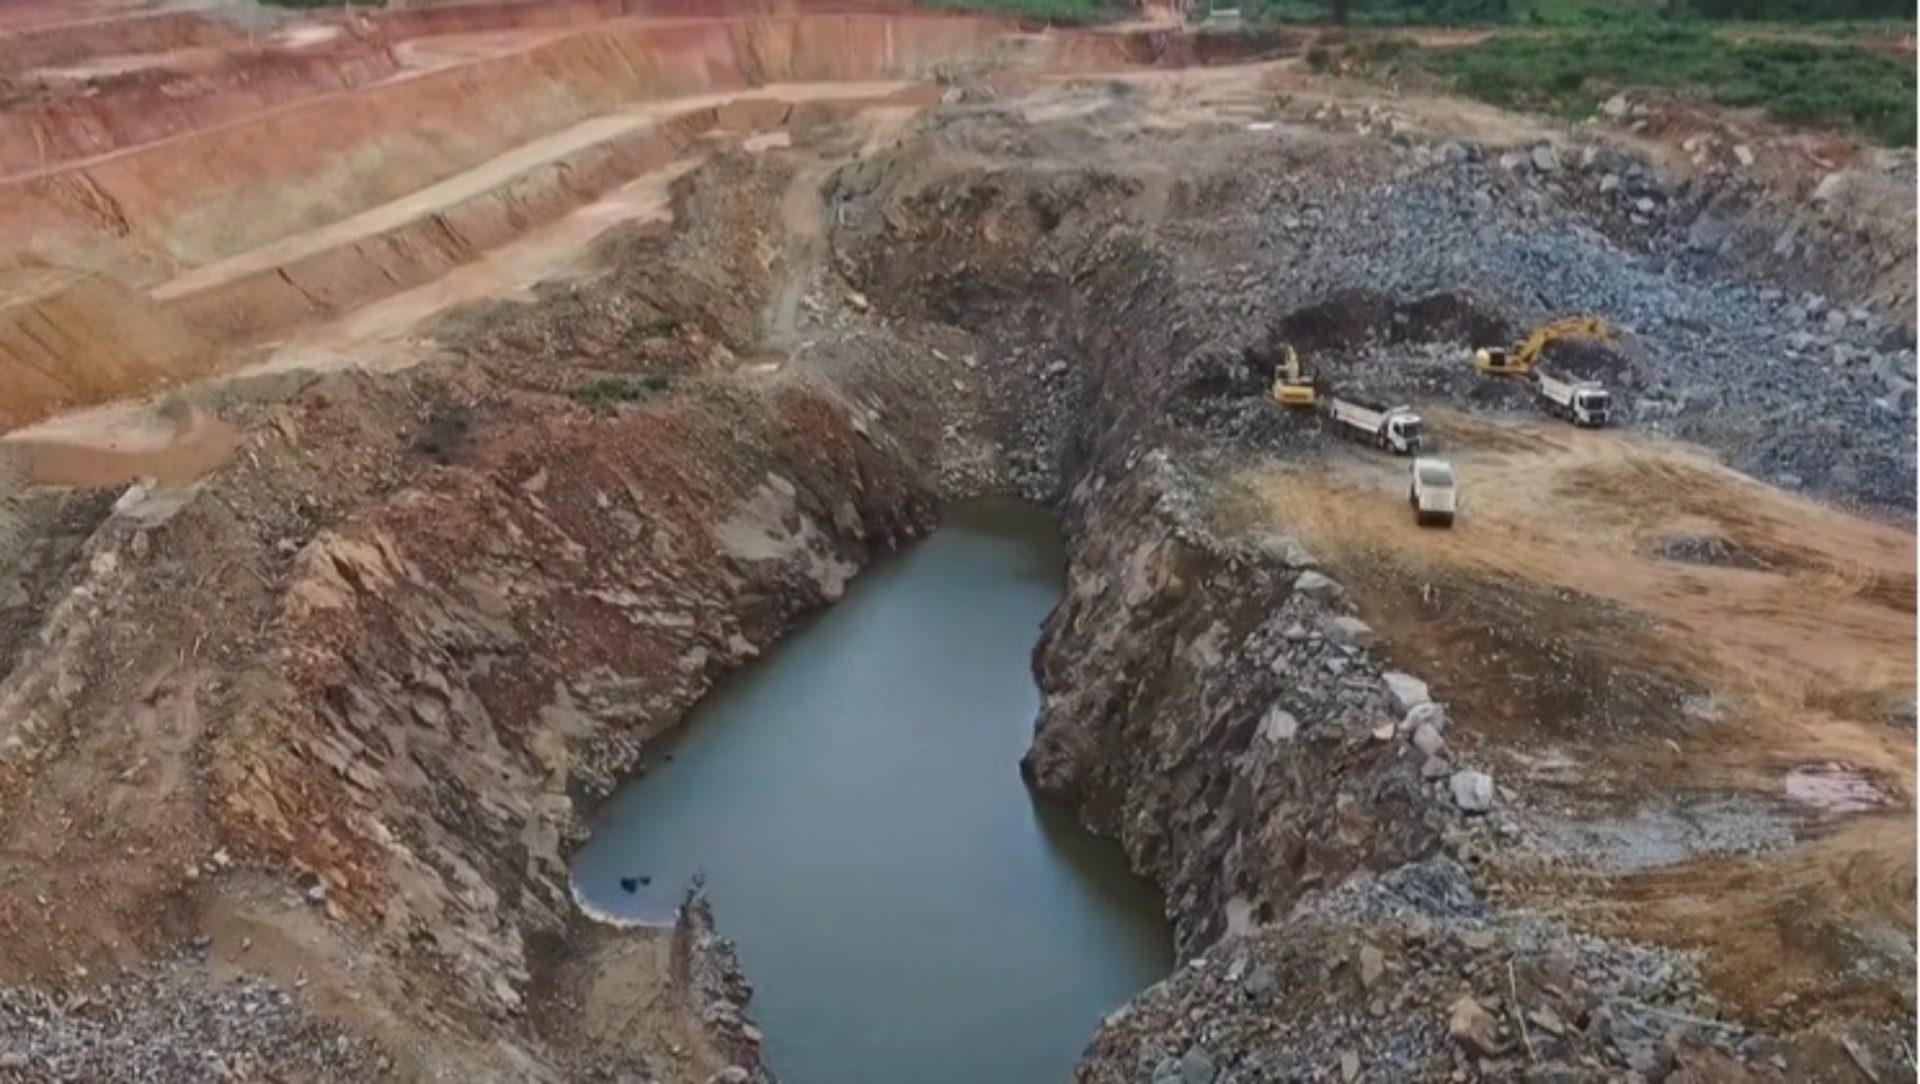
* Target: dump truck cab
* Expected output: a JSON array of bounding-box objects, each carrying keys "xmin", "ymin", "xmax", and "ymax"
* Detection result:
[
  {"xmin": 1571, "ymin": 386, "xmax": 1610, "ymax": 426},
  {"xmin": 1386, "ymin": 412, "xmax": 1424, "ymax": 454}
]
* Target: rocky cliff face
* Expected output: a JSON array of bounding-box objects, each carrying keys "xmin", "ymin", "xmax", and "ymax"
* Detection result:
[
  {"xmin": 1023, "ymin": 450, "xmax": 1444, "ymax": 956},
  {"xmin": 0, "ymin": 155, "xmax": 958, "ymax": 1080},
  {"xmin": 217, "ymin": 375, "xmax": 940, "ymax": 1035}
]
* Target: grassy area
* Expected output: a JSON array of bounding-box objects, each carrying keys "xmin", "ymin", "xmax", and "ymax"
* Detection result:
[
  {"xmin": 1246, "ymin": 0, "xmax": 1508, "ymax": 26},
  {"xmin": 1405, "ymin": 25, "xmax": 1915, "ymax": 144},
  {"xmin": 920, "ymin": 0, "xmax": 1121, "ymax": 23},
  {"xmin": 1245, "ymin": 0, "xmax": 1913, "ymax": 27},
  {"xmin": 1680, "ymin": 0, "xmax": 1912, "ymax": 21}
]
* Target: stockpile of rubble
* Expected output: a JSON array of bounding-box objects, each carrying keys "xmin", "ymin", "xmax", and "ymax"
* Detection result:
[{"xmin": 1181, "ymin": 113, "xmax": 1914, "ymax": 507}]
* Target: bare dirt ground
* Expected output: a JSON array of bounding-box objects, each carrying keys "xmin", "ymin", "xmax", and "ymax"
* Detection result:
[
  {"xmin": 1223, "ymin": 414, "xmax": 1915, "ymax": 1023},
  {"xmin": 0, "ymin": 0, "xmax": 1911, "ymax": 1080}
]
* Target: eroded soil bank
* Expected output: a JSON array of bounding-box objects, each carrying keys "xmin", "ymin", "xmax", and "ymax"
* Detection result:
[{"xmin": 0, "ymin": 37, "xmax": 1911, "ymax": 1084}]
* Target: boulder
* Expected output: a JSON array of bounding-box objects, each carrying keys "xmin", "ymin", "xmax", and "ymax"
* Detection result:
[
  {"xmin": 1809, "ymin": 171, "xmax": 1846, "ymax": 205},
  {"xmin": 1686, "ymin": 211, "xmax": 1734, "ymax": 253},
  {"xmin": 1404, "ymin": 701, "xmax": 1446, "ymax": 733},
  {"xmin": 1450, "ymin": 770, "xmax": 1495, "ymax": 813},
  {"xmin": 1448, "ymin": 995, "xmax": 1502, "ymax": 1057},
  {"xmin": 1261, "ymin": 705, "xmax": 1300, "ymax": 744},
  {"xmin": 1321, "ymin": 615, "xmax": 1375, "ymax": 649},
  {"xmin": 1601, "ymin": 93, "xmax": 1631, "ymax": 118},
  {"xmin": 1258, "ymin": 533, "xmax": 1317, "ymax": 569},
  {"xmin": 1413, "ymin": 722, "xmax": 1446, "ymax": 756},
  {"xmin": 1243, "ymin": 963, "xmax": 1276, "ymax": 998},
  {"xmin": 1179, "ymin": 1045, "xmax": 1218, "ymax": 1084},
  {"xmin": 1294, "ymin": 570, "xmax": 1342, "ymax": 600},
  {"xmin": 1529, "ymin": 144, "xmax": 1560, "ymax": 174},
  {"xmin": 1356, "ymin": 944, "xmax": 1386, "ymax": 990},
  {"xmin": 1382, "ymin": 671, "xmax": 1430, "ymax": 713}
]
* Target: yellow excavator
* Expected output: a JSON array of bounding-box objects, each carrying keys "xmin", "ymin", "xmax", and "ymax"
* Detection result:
[
  {"xmin": 1472, "ymin": 316, "xmax": 1614, "ymax": 377},
  {"xmin": 1270, "ymin": 343, "xmax": 1317, "ymax": 407}
]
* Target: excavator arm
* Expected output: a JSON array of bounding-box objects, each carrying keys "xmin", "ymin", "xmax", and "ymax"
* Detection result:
[{"xmin": 1473, "ymin": 315, "xmax": 1614, "ymax": 377}]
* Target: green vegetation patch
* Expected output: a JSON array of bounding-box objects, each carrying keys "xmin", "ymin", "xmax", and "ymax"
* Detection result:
[
  {"xmin": 572, "ymin": 373, "xmax": 674, "ymax": 411},
  {"xmin": 621, "ymin": 316, "xmax": 682, "ymax": 348},
  {"xmin": 1249, "ymin": 0, "xmax": 1912, "ymax": 25},
  {"xmin": 1248, "ymin": 0, "xmax": 1511, "ymax": 26},
  {"xmin": 918, "ymin": 0, "xmax": 1120, "ymax": 24},
  {"xmin": 1391, "ymin": 26, "xmax": 1914, "ymax": 144}
]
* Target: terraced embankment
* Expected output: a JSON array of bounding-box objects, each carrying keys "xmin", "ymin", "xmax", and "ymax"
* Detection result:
[{"xmin": 1, "ymin": 0, "xmax": 1177, "ymax": 433}]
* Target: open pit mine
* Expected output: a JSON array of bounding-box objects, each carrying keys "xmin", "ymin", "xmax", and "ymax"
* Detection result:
[{"xmin": 0, "ymin": 0, "xmax": 1912, "ymax": 1081}]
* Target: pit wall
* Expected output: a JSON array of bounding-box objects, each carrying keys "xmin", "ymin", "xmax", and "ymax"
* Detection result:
[
  {"xmin": 157, "ymin": 108, "xmax": 721, "ymax": 345},
  {"xmin": 0, "ymin": 268, "xmax": 216, "ymax": 430},
  {"xmin": 233, "ymin": 367, "xmax": 941, "ymax": 1048},
  {"xmin": 0, "ymin": 41, "xmax": 405, "ymax": 178},
  {"xmin": 367, "ymin": 0, "xmax": 959, "ymax": 37},
  {"xmin": 1027, "ymin": 452, "xmax": 1445, "ymax": 953},
  {"xmin": 0, "ymin": 9, "xmax": 241, "ymax": 74},
  {"xmin": 192, "ymin": 156, "xmax": 960, "ymax": 1067},
  {"xmin": 0, "ymin": 12, "xmax": 1023, "ymax": 282},
  {"xmin": 832, "ymin": 150, "xmax": 1450, "ymax": 957}
]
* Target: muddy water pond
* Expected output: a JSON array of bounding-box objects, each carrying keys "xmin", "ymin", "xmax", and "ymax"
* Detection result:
[{"xmin": 572, "ymin": 498, "xmax": 1171, "ymax": 1082}]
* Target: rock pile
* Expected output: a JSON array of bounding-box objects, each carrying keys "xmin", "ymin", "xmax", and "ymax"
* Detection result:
[
  {"xmin": 1181, "ymin": 127, "xmax": 1914, "ymax": 506},
  {"xmin": 1078, "ymin": 857, "xmax": 1815, "ymax": 1082},
  {"xmin": 0, "ymin": 964, "xmax": 382, "ymax": 1081}
]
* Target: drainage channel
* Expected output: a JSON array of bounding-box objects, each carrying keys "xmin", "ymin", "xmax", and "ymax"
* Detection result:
[{"xmin": 572, "ymin": 497, "xmax": 1172, "ymax": 1082}]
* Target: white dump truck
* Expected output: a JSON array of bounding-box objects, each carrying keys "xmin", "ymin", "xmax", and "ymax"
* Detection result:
[
  {"xmin": 1408, "ymin": 456, "xmax": 1456, "ymax": 527},
  {"xmin": 1534, "ymin": 370, "xmax": 1611, "ymax": 427},
  {"xmin": 1323, "ymin": 395, "xmax": 1424, "ymax": 455}
]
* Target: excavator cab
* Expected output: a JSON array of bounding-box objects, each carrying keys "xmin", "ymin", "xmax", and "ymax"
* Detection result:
[
  {"xmin": 1270, "ymin": 343, "xmax": 1318, "ymax": 407},
  {"xmin": 1472, "ymin": 347, "xmax": 1523, "ymax": 376}
]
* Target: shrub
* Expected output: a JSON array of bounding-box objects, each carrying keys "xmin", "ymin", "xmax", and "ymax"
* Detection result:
[
  {"xmin": 572, "ymin": 373, "xmax": 672, "ymax": 411},
  {"xmin": 621, "ymin": 317, "xmax": 682, "ymax": 347}
]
